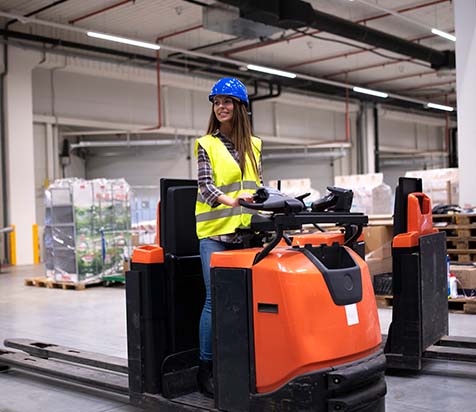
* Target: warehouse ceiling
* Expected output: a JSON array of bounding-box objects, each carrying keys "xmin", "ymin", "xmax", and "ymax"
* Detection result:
[{"xmin": 0, "ymin": 0, "xmax": 457, "ymax": 113}]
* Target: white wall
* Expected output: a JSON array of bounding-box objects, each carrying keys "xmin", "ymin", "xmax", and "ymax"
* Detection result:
[
  {"xmin": 33, "ymin": 69, "xmax": 160, "ymax": 125},
  {"xmin": 378, "ymin": 115, "xmax": 447, "ymax": 190},
  {"xmin": 85, "ymin": 144, "xmax": 191, "ymax": 187},
  {"xmin": 455, "ymin": 0, "xmax": 476, "ymax": 206},
  {"xmin": 253, "ymin": 101, "xmax": 349, "ymax": 141},
  {"xmin": 379, "ymin": 117, "xmax": 444, "ymax": 151},
  {"xmin": 31, "ymin": 65, "xmax": 359, "ymax": 195},
  {"xmin": 28, "ymin": 53, "xmax": 447, "ymax": 208},
  {"xmin": 33, "ymin": 123, "xmax": 47, "ymax": 228},
  {"xmin": 5, "ymin": 47, "xmax": 39, "ymax": 265}
]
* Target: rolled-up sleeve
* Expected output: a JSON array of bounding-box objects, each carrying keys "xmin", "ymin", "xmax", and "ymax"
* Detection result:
[{"xmin": 197, "ymin": 144, "xmax": 222, "ymax": 207}]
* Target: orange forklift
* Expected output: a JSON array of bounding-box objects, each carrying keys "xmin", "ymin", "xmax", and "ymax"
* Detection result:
[
  {"xmin": 0, "ymin": 178, "xmax": 386, "ymax": 410},
  {"xmin": 384, "ymin": 177, "xmax": 476, "ymax": 371},
  {"xmin": 126, "ymin": 178, "xmax": 386, "ymax": 411}
]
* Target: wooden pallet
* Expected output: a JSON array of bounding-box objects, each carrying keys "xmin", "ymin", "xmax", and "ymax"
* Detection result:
[
  {"xmin": 433, "ymin": 214, "xmax": 476, "ymax": 262},
  {"xmin": 24, "ymin": 277, "xmax": 103, "ymax": 291},
  {"xmin": 24, "ymin": 277, "xmax": 51, "ymax": 288},
  {"xmin": 376, "ymin": 294, "xmax": 476, "ymax": 314},
  {"xmin": 375, "ymin": 295, "xmax": 393, "ymax": 308}
]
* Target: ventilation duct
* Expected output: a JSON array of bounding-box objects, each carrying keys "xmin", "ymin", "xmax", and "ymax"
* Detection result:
[
  {"xmin": 203, "ymin": 4, "xmax": 280, "ymax": 39},
  {"xmin": 216, "ymin": 0, "xmax": 455, "ymax": 69}
]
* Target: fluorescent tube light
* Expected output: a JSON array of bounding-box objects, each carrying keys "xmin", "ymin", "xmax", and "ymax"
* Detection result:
[
  {"xmin": 426, "ymin": 102, "xmax": 454, "ymax": 112},
  {"xmin": 247, "ymin": 64, "xmax": 296, "ymax": 79},
  {"xmin": 353, "ymin": 86, "xmax": 388, "ymax": 98},
  {"xmin": 431, "ymin": 28, "xmax": 456, "ymax": 42},
  {"xmin": 87, "ymin": 31, "xmax": 160, "ymax": 50}
]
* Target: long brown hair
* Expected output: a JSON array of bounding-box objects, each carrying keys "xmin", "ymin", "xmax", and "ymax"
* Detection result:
[{"xmin": 206, "ymin": 100, "xmax": 259, "ymax": 176}]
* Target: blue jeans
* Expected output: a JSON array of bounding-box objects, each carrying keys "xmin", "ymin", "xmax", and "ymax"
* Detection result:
[{"xmin": 199, "ymin": 238, "xmax": 243, "ymax": 361}]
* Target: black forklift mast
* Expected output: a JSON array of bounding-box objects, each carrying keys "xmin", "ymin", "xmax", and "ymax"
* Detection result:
[
  {"xmin": 384, "ymin": 177, "xmax": 476, "ymax": 371},
  {"xmin": 126, "ymin": 178, "xmax": 205, "ymax": 401},
  {"xmin": 384, "ymin": 177, "xmax": 448, "ymax": 371}
]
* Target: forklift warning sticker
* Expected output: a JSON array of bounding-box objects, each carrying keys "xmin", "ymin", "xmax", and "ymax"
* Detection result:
[{"xmin": 345, "ymin": 304, "xmax": 359, "ymax": 326}]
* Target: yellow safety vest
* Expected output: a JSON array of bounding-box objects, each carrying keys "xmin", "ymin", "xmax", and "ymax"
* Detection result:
[{"xmin": 195, "ymin": 134, "xmax": 262, "ymax": 239}]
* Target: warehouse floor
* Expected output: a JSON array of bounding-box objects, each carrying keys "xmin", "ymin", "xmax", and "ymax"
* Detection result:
[{"xmin": 1, "ymin": 264, "xmax": 475, "ymax": 412}]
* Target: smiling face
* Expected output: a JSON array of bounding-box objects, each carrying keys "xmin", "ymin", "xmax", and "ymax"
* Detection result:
[{"xmin": 213, "ymin": 95, "xmax": 235, "ymax": 125}]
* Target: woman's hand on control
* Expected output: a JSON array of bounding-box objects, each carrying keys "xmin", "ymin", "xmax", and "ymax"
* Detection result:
[
  {"xmin": 218, "ymin": 193, "xmax": 254, "ymax": 207},
  {"xmin": 232, "ymin": 193, "xmax": 254, "ymax": 207}
]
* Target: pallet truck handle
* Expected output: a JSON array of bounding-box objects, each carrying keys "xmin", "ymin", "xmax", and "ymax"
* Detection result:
[{"xmin": 253, "ymin": 224, "xmax": 285, "ymax": 265}]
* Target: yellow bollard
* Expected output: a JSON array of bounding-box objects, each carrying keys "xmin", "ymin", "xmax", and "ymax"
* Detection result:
[
  {"xmin": 32, "ymin": 224, "xmax": 40, "ymax": 264},
  {"xmin": 9, "ymin": 224, "xmax": 16, "ymax": 265}
]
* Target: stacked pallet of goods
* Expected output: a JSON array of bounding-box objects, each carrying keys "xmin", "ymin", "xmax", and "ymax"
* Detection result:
[{"xmin": 43, "ymin": 178, "xmax": 133, "ymax": 287}]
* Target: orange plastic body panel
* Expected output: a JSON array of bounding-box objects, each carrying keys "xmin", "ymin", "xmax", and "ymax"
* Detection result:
[
  {"xmin": 132, "ymin": 244, "xmax": 164, "ymax": 264},
  {"xmin": 211, "ymin": 246, "xmax": 381, "ymax": 393},
  {"xmin": 392, "ymin": 232, "xmax": 420, "ymax": 248},
  {"xmin": 211, "ymin": 248, "xmax": 258, "ymax": 268},
  {"xmin": 393, "ymin": 193, "xmax": 438, "ymax": 248}
]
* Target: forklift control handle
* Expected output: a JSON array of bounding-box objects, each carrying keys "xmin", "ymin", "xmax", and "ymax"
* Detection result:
[{"xmin": 237, "ymin": 187, "xmax": 367, "ymax": 265}]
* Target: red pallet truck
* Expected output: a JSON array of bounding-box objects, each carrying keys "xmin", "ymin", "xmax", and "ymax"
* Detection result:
[
  {"xmin": 0, "ymin": 179, "xmax": 386, "ymax": 411},
  {"xmin": 384, "ymin": 177, "xmax": 476, "ymax": 371},
  {"xmin": 126, "ymin": 178, "xmax": 386, "ymax": 411}
]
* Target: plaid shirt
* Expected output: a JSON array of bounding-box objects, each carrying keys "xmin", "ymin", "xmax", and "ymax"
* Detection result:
[{"xmin": 197, "ymin": 130, "xmax": 263, "ymax": 243}]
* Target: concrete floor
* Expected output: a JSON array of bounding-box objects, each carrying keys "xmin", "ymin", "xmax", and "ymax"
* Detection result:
[{"xmin": 1, "ymin": 264, "xmax": 476, "ymax": 412}]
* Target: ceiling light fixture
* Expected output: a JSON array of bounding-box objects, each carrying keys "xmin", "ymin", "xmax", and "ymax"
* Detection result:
[
  {"xmin": 431, "ymin": 28, "xmax": 456, "ymax": 42},
  {"xmin": 353, "ymin": 86, "xmax": 388, "ymax": 98},
  {"xmin": 87, "ymin": 31, "xmax": 160, "ymax": 50},
  {"xmin": 426, "ymin": 102, "xmax": 454, "ymax": 112},
  {"xmin": 247, "ymin": 64, "xmax": 296, "ymax": 79}
]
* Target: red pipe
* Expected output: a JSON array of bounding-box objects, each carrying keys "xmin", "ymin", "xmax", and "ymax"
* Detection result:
[
  {"xmin": 285, "ymin": 29, "xmax": 453, "ymax": 69},
  {"xmin": 156, "ymin": 24, "xmax": 203, "ymax": 42},
  {"xmin": 358, "ymin": 0, "xmax": 449, "ymax": 23},
  {"xmin": 444, "ymin": 94, "xmax": 450, "ymax": 152},
  {"xmin": 365, "ymin": 70, "xmax": 435, "ymax": 86},
  {"xmin": 345, "ymin": 74, "xmax": 350, "ymax": 143},
  {"xmin": 322, "ymin": 27, "xmax": 454, "ymax": 79},
  {"xmin": 141, "ymin": 50, "xmax": 162, "ymax": 131},
  {"xmin": 223, "ymin": 0, "xmax": 450, "ymax": 57},
  {"xmin": 288, "ymin": 48, "xmax": 363, "ymax": 69},
  {"xmin": 424, "ymin": 91, "xmax": 456, "ymax": 99},
  {"xmin": 69, "ymin": 0, "xmax": 134, "ymax": 24},
  {"xmin": 143, "ymin": 25, "xmax": 204, "ymax": 131},
  {"xmin": 325, "ymin": 58, "xmax": 413, "ymax": 79},
  {"xmin": 322, "ymin": 30, "xmax": 453, "ymax": 76},
  {"xmin": 396, "ymin": 79, "xmax": 456, "ymax": 92},
  {"xmin": 223, "ymin": 32, "xmax": 302, "ymax": 57},
  {"xmin": 154, "ymin": 48, "xmax": 162, "ymax": 129}
]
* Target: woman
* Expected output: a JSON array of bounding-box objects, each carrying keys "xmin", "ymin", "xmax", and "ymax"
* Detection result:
[{"xmin": 194, "ymin": 77, "xmax": 263, "ymax": 398}]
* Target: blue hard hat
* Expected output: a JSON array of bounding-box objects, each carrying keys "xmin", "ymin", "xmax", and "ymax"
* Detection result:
[{"xmin": 208, "ymin": 77, "xmax": 249, "ymax": 108}]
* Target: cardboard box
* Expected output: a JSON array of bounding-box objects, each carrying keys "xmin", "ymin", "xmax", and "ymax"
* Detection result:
[
  {"xmin": 131, "ymin": 233, "xmax": 140, "ymax": 247},
  {"xmin": 364, "ymin": 225, "xmax": 393, "ymax": 255},
  {"xmin": 450, "ymin": 265, "xmax": 476, "ymax": 289},
  {"xmin": 367, "ymin": 256, "xmax": 392, "ymax": 278},
  {"xmin": 405, "ymin": 168, "xmax": 459, "ymax": 205},
  {"xmin": 334, "ymin": 173, "xmax": 393, "ymax": 215},
  {"xmin": 367, "ymin": 243, "xmax": 392, "ymax": 260}
]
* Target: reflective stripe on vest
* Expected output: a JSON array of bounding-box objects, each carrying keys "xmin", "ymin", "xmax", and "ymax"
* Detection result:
[
  {"xmin": 196, "ymin": 180, "xmax": 259, "ymax": 203},
  {"xmin": 195, "ymin": 134, "xmax": 261, "ymax": 239},
  {"xmin": 195, "ymin": 206, "xmax": 259, "ymax": 222}
]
